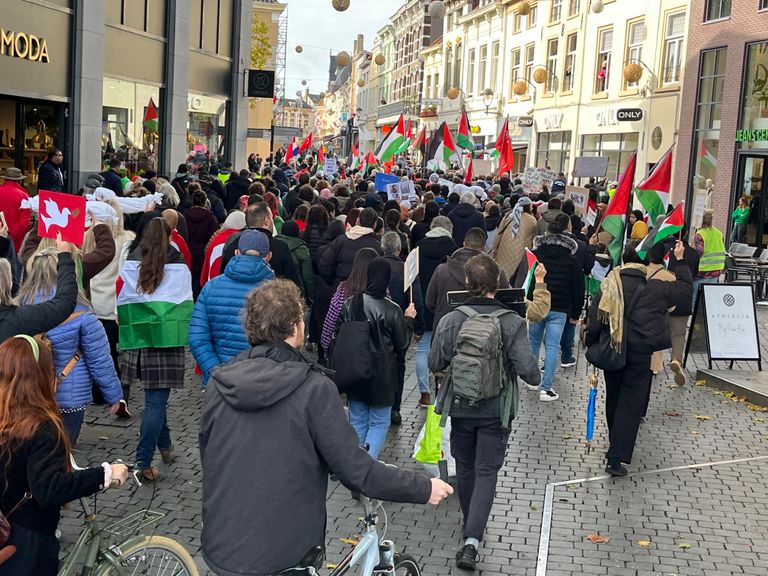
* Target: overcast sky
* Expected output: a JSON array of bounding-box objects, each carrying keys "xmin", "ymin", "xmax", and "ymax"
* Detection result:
[{"xmin": 284, "ymin": 0, "xmax": 403, "ymax": 97}]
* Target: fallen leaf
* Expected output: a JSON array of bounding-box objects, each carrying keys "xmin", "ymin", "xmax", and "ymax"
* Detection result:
[
  {"xmin": 695, "ymin": 380, "xmax": 706, "ymax": 386},
  {"xmin": 689, "ymin": 429, "xmax": 700, "ymax": 435},
  {"xmin": 339, "ymin": 538, "xmax": 359, "ymax": 546},
  {"xmin": 562, "ymin": 434, "xmax": 572, "ymax": 440},
  {"xmin": 723, "ymin": 391, "xmax": 736, "ymax": 399},
  {"xmin": 664, "ymin": 411, "xmax": 681, "ymax": 417},
  {"xmin": 98, "ymin": 436, "xmax": 109, "ymax": 441},
  {"xmin": 637, "ymin": 540, "xmax": 652, "ymax": 547},
  {"xmin": 326, "ymin": 564, "xmax": 338, "ymax": 570},
  {"xmin": 754, "ymin": 417, "xmax": 765, "ymax": 423},
  {"xmin": 667, "ymin": 384, "xmax": 680, "ymax": 389},
  {"xmin": 585, "ymin": 534, "xmax": 610, "ymax": 544},
  {"xmin": 694, "ymin": 415, "xmax": 712, "ymax": 421},
  {"xmin": 530, "ymin": 505, "xmax": 539, "ymax": 511},
  {"xmin": 566, "ymin": 485, "xmax": 579, "ymax": 491},
  {"xmin": 747, "ymin": 403, "xmax": 768, "ymax": 412},
  {"xmin": 677, "ymin": 542, "xmax": 691, "ymax": 549}
]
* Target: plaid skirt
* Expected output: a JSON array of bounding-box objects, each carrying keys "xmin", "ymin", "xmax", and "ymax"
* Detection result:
[{"xmin": 119, "ymin": 347, "xmax": 186, "ymax": 390}]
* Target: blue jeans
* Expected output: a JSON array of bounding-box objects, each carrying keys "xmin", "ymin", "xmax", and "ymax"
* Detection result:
[
  {"xmin": 415, "ymin": 331, "xmax": 432, "ymax": 394},
  {"xmin": 60, "ymin": 409, "xmax": 85, "ymax": 446},
  {"xmin": 528, "ymin": 311, "xmax": 568, "ymax": 392},
  {"xmin": 348, "ymin": 399, "xmax": 391, "ymax": 460},
  {"xmin": 692, "ymin": 276, "xmax": 719, "ymax": 310},
  {"xmin": 560, "ymin": 321, "xmax": 576, "ymax": 362},
  {"xmin": 136, "ymin": 388, "xmax": 172, "ymax": 469}
]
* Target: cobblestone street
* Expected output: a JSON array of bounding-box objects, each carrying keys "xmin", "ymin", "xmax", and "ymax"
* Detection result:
[{"xmin": 61, "ymin": 312, "xmax": 768, "ymax": 575}]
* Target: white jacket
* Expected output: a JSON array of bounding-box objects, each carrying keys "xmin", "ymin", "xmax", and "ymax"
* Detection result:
[{"xmin": 90, "ymin": 233, "xmax": 135, "ymax": 320}]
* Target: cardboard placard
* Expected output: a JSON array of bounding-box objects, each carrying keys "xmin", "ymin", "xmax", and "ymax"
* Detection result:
[
  {"xmin": 522, "ymin": 167, "xmax": 557, "ymax": 194},
  {"xmin": 566, "ymin": 186, "xmax": 590, "ymax": 216},
  {"xmin": 573, "ymin": 156, "xmax": 609, "ymax": 178},
  {"xmin": 375, "ymin": 172, "xmax": 399, "ymax": 192},
  {"xmin": 386, "ymin": 181, "xmax": 418, "ymax": 203},
  {"xmin": 323, "ymin": 158, "xmax": 338, "ymax": 175},
  {"xmin": 404, "ymin": 246, "xmax": 420, "ymax": 292}
]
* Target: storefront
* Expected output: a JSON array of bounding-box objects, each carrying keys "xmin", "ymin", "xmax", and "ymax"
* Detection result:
[
  {"xmin": 0, "ymin": 2, "xmax": 72, "ymax": 192},
  {"xmin": 534, "ymin": 108, "xmax": 576, "ymax": 175}
]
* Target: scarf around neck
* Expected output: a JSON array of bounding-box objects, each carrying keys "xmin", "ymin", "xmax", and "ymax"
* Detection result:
[
  {"xmin": 597, "ymin": 263, "xmax": 646, "ymax": 350},
  {"xmin": 508, "ymin": 197, "xmax": 532, "ymax": 238}
]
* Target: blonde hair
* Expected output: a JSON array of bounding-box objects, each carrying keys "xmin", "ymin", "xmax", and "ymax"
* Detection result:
[
  {"xmin": 0, "ymin": 260, "xmax": 13, "ymax": 306},
  {"xmin": 20, "ymin": 248, "xmax": 89, "ymax": 306}
]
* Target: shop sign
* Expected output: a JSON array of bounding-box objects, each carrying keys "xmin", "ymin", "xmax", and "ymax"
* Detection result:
[
  {"xmin": 595, "ymin": 108, "xmax": 620, "ymax": 127},
  {"xmin": 543, "ymin": 112, "xmax": 564, "ymax": 130},
  {"xmin": 617, "ymin": 108, "xmax": 643, "ymax": 122},
  {"xmin": 0, "ymin": 29, "xmax": 50, "ymax": 63},
  {"xmin": 736, "ymin": 129, "xmax": 768, "ymax": 143},
  {"xmin": 517, "ymin": 116, "xmax": 534, "ymax": 127},
  {"xmin": 470, "ymin": 125, "xmax": 481, "ymax": 134}
]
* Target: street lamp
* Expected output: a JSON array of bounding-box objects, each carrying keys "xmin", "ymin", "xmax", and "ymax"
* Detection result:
[{"xmin": 482, "ymin": 88, "xmax": 496, "ymax": 115}]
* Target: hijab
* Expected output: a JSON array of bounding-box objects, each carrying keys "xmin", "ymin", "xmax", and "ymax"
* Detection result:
[
  {"xmin": 509, "ymin": 196, "xmax": 533, "ymax": 238},
  {"xmin": 364, "ymin": 258, "xmax": 391, "ymax": 299}
]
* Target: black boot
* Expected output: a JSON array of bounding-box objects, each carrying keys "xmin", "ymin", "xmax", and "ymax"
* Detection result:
[
  {"xmin": 455, "ymin": 544, "xmax": 479, "ymax": 571},
  {"xmin": 605, "ymin": 458, "xmax": 628, "ymax": 477}
]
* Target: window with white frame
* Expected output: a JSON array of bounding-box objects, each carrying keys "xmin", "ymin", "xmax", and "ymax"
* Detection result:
[
  {"xmin": 569, "ymin": 0, "xmax": 580, "ymax": 17},
  {"xmin": 524, "ymin": 43, "xmax": 535, "ymax": 85},
  {"xmin": 625, "ymin": 20, "xmax": 645, "ymax": 88},
  {"xmin": 528, "ymin": 4, "xmax": 538, "ymax": 27},
  {"xmin": 663, "ymin": 12, "xmax": 685, "ymax": 84},
  {"xmin": 595, "ymin": 28, "xmax": 612, "ymax": 93},
  {"xmin": 490, "ymin": 41, "xmax": 500, "ymax": 92},
  {"xmin": 467, "ymin": 48, "xmax": 476, "ymax": 94},
  {"xmin": 761, "ymin": 0, "xmax": 768, "ymax": 11},
  {"xmin": 563, "ymin": 33, "xmax": 577, "ymax": 92},
  {"xmin": 704, "ymin": 0, "xmax": 731, "ymax": 21},
  {"xmin": 546, "ymin": 39, "xmax": 558, "ymax": 93},
  {"xmin": 444, "ymin": 46, "xmax": 453, "ymax": 96},
  {"xmin": 514, "ymin": 12, "xmax": 523, "ymax": 32},
  {"xmin": 433, "ymin": 73, "xmax": 440, "ymax": 98},
  {"xmin": 479, "ymin": 45, "xmax": 488, "ymax": 92},
  {"xmin": 454, "ymin": 48, "xmax": 462, "ymax": 88},
  {"xmin": 510, "ymin": 47, "xmax": 522, "ymax": 90},
  {"xmin": 551, "ymin": 0, "xmax": 562, "ymax": 22}
]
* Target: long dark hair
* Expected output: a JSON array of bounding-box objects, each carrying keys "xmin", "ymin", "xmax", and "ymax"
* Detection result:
[
  {"xmin": 343, "ymin": 247, "xmax": 378, "ymax": 297},
  {"xmin": 304, "ymin": 205, "xmax": 329, "ymax": 238},
  {"xmin": 138, "ymin": 218, "xmax": 171, "ymax": 294}
]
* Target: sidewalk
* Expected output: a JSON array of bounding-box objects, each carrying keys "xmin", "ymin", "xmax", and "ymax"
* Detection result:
[{"xmin": 61, "ymin": 312, "xmax": 768, "ymax": 575}]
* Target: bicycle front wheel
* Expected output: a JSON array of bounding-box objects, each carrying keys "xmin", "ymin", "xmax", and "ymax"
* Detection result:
[
  {"xmin": 99, "ymin": 535, "xmax": 199, "ymax": 576},
  {"xmin": 393, "ymin": 553, "xmax": 421, "ymax": 576}
]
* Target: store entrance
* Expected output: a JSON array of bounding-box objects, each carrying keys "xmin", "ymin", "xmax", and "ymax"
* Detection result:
[
  {"xmin": 736, "ymin": 154, "xmax": 768, "ymax": 248},
  {"xmin": 0, "ymin": 98, "xmax": 67, "ymax": 194}
]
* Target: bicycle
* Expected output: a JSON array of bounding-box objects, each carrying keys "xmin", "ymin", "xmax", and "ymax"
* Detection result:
[
  {"xmin": 278, "ymin": 494, "xmax": 421, "ymax": 576},
  {"xmin": 58, "ymin": 458, "xmax": 199, "ymax": 576}
]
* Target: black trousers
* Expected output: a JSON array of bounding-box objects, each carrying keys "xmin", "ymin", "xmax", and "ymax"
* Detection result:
[
  {"xmin": 393, "ymin": 350, "xmax": 406, "ymax": 412},
  {"xmin": 98, "ymin": 318, "xmax": 127, "ymax": 400},
  {"xmin": 450, "ymin": 417, "xmax": 509, "ymax": 541},
  {"xmin": 0, "ymin": 523, "xmax": 59, "ymax": 576},
  {"xmin": 604, "ymin": 348, "xmax": 653, "ymax": 464}
]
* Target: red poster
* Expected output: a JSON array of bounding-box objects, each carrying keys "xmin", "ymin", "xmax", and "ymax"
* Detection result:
[{"xmin": 37, "ymin": 190, "xmax": 86, "ymax": 245}]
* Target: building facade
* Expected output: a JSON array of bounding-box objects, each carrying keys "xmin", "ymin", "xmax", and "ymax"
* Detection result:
[
  {"xmin": 676, "ymin": 0, "xmax": 768, "ymax": 241},
  {"xmin": 0, "ymin": 0, "xmax": 252, "ymax": 192}
]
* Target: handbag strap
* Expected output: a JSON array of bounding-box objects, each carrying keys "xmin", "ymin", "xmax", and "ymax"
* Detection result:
[{"xmin": 4, "ymin": 492, "xmax": 31, "ymax": 518}]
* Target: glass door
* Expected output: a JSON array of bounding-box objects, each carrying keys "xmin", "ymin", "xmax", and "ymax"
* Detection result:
[{"xmin": 737, "ymin": 154, "xmax": 768, "ymax": 248}]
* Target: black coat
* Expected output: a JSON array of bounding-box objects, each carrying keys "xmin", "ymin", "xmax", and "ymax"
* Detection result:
[
  {"xmin": 221, "ymin": 228, "xmax": 302, "ymax": 289},
  {"xmin": 531, "ymin": 234, "xmax": 584, "ymax": 319},
  {"xmin": 37, "ymin": 160, "xmax": 64, "ymax": 192},
  {"xmin": 340, "ymin": 294, "xmax": 414, "ymax": 407},
  {"xmin": 666, "ymin": 244, "xmax": 700, "ymax": 316},
  {"xmin": 448, "ymin": 203, "xmax": 486, "ymax": 246},
  {"xmin": 568, "ymin": 232, "xmax": 597, "ymax": 276},
  {"xmin": 0, "ymin": 253, "xmax": 77, "ymax": 343},
  {"xmin": 586, "ymin": 265, "xmax": 693, "ymax": 354},
  {"xmin": 200, "ymin": 342, "xmax": 430, "ymax": 575},
  {"xmin": 417, "ymin": 234, "xmax": 458, "ymax": 330},
  {"xmin": 317, "ymin": 232, "xmax": 383, "ymax": 284},
  {"xmin": 383, "ymin": 254, "xmax": 424, "ymax": 334},
  {"xmin": 410, "ymin": 220, "xmax": 432, "ymax": 247},
  {"xmin": 100, "ymin": 169, "xmax": 124, "ymax": 196},
  {"xmin": 303, "ymin": 225, "xmax": 327, "ymax": 264},
  {"xmin": 224, "ymin": 177, "xmax": 251, "ymax": 211}
]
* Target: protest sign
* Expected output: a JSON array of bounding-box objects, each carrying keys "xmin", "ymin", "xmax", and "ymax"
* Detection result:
[
  {"xmin": 37, "ymin": 190, "xmax": 86, "ymax": 245},
  {"xmin": 323, "ymin": 158, "xmax": 338, "ymax": 175},
  {"xmin": 375, "ymin": 172, "xmax": 399, "ymax": 192},
  {"xmin": 404, "ymin": 247, "xmax": 420, "ymax": 293},
  {"xmin": 386, "ymin": 181, "xmax": 418, "ymax": 203},
  {"xmin": 566, "ymin": 186, "xmax": 590, "ymax": 216},
  {"xmin": 522, "ymin": 167, "xmax": 557, "ymax": 195}
]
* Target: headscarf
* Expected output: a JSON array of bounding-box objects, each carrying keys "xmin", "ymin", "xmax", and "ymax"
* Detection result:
[
  {"xmin": 630, "ymin": 220, "xmax": 649, "ymax": 240},
  {"xmin": 509, "ymin": 196, "xmax": 532, "ymax": 238},
  {"xmin": 364, "ymin": 258, "xmax": 391, "ymax": 299}
]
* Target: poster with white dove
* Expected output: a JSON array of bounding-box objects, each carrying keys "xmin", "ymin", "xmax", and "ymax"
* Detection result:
[{"xmin": 37, "ymin": 189, "xmax": 86, "ymax": 245}]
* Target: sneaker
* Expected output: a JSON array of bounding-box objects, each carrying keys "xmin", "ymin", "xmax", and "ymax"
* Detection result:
[
  {"xmin": 114, "ymin": 399, "xmax": 131, "ymax": 419},
  {"xmin": 540, "ymin": 389, "xmax": 559, "ymax": 402},
  {"xmin": 390, "ymin": 410, "xmax": 402, "ymax": 426},
  {"xmin": 561, "ymin": 358, "xmax": 577, "ymax": 368},
  {"xmin": 160, "ymin": 445, "xmax": 175, "ymax": 464},
  {"xmin": 140, "ymin": 467, "xmax": 161, "ymax": 482},
  {"xmin": 419, "ymin": 392, "xmax": 431, "ymax": 408},
  {"xmin": 525, "ymin": 382, "xmax": 540, "ymax": 392},
  {"xmin": 455, "ymin": 544, "xmax": 479, "ymax": 571},
  {"xmin": 669, "ymin": 359, "xmax": 685, "ymax": 386},
  {"xmin": 605, "ymin": 460, "xmax": 628, "ymax": 477}
]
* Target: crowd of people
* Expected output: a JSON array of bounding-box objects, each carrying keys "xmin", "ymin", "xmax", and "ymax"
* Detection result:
[{"xmin": 0, "ymin": 145, "xmax": 724, "ymax": 574}]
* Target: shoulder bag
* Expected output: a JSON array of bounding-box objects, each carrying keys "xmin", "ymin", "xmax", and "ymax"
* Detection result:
[
  {"xmin": 329, "ymin": 295, "xmax": 375, "ymax": 394},
  {"xmin": 0, "ymin": 491, "xmax": 32, "ymax": 547}
]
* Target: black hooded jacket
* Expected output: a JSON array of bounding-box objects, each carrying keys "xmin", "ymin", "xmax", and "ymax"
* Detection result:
[
  {"xmin": 530, "ymin": 234, "xmax": 584, "ymax": 319},
  {"xmin": 200, "ymin": 342, "xmax": 431, "ymax": 576},
  {"xmin": 417, "ymin": 234, "xmax": 458, "ymax": 330}
]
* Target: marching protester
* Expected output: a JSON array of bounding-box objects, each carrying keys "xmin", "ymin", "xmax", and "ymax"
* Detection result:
[
  {"xmin": 665, "ymin": 228, "xmax": 699, "ymax": 384},
  {"xmin": 492, "ymin": 196, "xmax": 535, "ymax": 282},
  {"xmin": 0, "ymin": 167, "xmax": 31, "ymax": 252},
  {"xmin": 318, "ymin": 207, "xmax": 382, "ymax": 285},
  {"xmin": 184, "ymin": 185, "xmax": 220, "ymax": 299},
  {"xmin": 429, "ymin": 253, "xmax": 540, "ymax": 571},
  {"xmin": 449, "ymin": 192, "xmax": 485, "ymax": 246},
  {"xmin": 278, "ymin": 220, "xmax": 315, "ymax": 300}
]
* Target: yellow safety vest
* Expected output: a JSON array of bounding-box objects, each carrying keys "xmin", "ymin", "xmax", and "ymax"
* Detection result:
[{"xmin": 697, "ymin": 227, "xmax": 726, "ymax": 272}]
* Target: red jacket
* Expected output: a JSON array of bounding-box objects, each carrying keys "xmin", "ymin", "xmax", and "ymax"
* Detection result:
[
  {"xmin": 171, "ymin": 229, "xmax": 192, "ymax": 270},
  {"xmin": 0, "ymin": 181, "xmax": 31, "ymax": 251}
]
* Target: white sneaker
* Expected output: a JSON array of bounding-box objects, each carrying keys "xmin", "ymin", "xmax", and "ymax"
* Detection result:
[
  {"xmin": 540, "ymin": 390, "xmax": 559, "ymax": 402},
  {"xmin": 525, "ymin": 382, "xmax": 540, "ymax": 391}
]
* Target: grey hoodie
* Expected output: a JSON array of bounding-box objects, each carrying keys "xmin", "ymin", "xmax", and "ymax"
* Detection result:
[{"xmin": 200, "ymin": 342, "xmax": 431, "ymax": 576}]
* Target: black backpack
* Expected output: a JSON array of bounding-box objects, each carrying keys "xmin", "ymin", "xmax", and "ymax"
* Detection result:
[{"xmin": 329, "ymin": 295, "xmax": 375, "ymax": 394}]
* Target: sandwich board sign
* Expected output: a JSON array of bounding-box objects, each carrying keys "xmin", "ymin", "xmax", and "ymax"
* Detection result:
[{"xmin": 684, "ymin": 283, "xmax": 762, "ymax": 370}]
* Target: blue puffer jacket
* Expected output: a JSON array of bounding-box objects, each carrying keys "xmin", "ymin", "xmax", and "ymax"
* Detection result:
[
  {"xmin": 47, "ymin": 303, "xmax": 123, "ymax": 410},
  {"xmin": 189, "ymin": 255, "xmax": 275, "ymax": 386}
]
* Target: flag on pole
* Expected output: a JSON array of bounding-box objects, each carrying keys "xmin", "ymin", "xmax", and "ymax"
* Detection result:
[
  {"xmin": 396, "ymin": 119, "xmax": 413, "ymax": 155},
  {"xmin": 464, "ymin": 157, "xmax": 474, "ymax": 184},
  {"xmin": 318, "ymin": 146, "xmax": 325, "ymax": 166},
  {"xmin": 284, "ymin": 137, "xmax": 299, "ymax": 164},
  {"xmin": 411, "ymin": 125, "xmax": 426, "ymax": 152},
  {"xmin": 142, "ymin": 98, "xmax": 159, "ymax": 134},
  {"xmin": 363, "ymin": 151, "xmax": 377, "ymax": 174},
  {"xmin": 602, "ymin": 152, "xmax": 637, "ymax": 265},
  {"xmin": 299, "ymin": 132, "xmax": 313, "ymax": 153},
  {"xmin": 653, "ymin": 202, "xmax": 685, "ymax": 244},
  {"xmin": 522, "ymin": 249, "xmax": 539, "ymax": 294},
  {"xmin": 426, "ymin": 122, "xmax": 460, "ymax": 170},
  {"xmin": 375, "ymin": 114, "xmax": 406, "ymax": 163},
  {"xmin": 494, "ymin": 119, "xmax": 514, "ymax": 175},
  {"xmin": 636, "ymin": 146, "xmax": 673, "ymax": 226},
  {"xmin": 457, "ymin": 109, "xmax": 472, "ymax": 151},
  {"xmin": 350, "ymin": 141, "xmax": 361, "ymax": 170}
]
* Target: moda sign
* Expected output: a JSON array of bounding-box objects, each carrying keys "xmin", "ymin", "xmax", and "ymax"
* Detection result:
[{"xmin": 0, "ymin": 29, "xmax": 50, "ymax": 63}]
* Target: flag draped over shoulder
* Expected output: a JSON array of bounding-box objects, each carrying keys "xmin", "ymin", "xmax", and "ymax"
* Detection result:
[
  {"xmin": 117, "ymin": 250, "xmax": 193, "ymax": 350},
  {"xmin": 375, "ymin": 114, "xmax": 405, "ymax": 163},
  {"xmin": 602, "ymin": 152, "xmax": 637, "ymax": 265},
  {"xmin": 201, "ymin": 229, "xmax": 240, "ymax": 286},
  {"xmin": 636, "ymin": 147, "xmax": 673, "ymax": 226}
]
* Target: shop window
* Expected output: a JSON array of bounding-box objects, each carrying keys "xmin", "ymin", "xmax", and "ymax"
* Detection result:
[
  {"xmin": 0, "ymin": 101, "xmax": 16, "ymax": 178},
  {"xmin": 188, "ymin": 94, "xmax": 227, "ymax": 159},
  {"xmin": 704, "ymin": 0, "xmax": 731, "ymax": 21},
  {"xmin": 545, "ymin": 39, "xmax": 559, "ymax": 94},
  {"xmin": 761, "ymin": 0, "xmax": 768, "ymax": 11},
  {"xmin": 563, "ymin": 34, "xmax": 577, "ymax": 92},
  {"xmin": 580, "ymin": 133, "xmax": 638, "ymax": 181},
  {"xmin": 595, "ymin": 28, "xmax": 613, "ymax": 94},
  {"xmin": 662, "ymin": 12, "xmax": 685, "ymax": 85},
  {"xmin": 739, "ymin": 42, "xmax": 768, "ymax": 151},
  {"xmin": 528, "ymin": 4, "xmax": 538, "ymax": 28},
  {"xmin": 624, "ymin": 20, "xmax": 645, "ymax": 89},
  {"xmin": 568, "ymin": 0, "xmax": 580, "ymax": 17},
  {"xmin": 550, "ymin": 0, "xmax": 562, "ymax": 22},
  {"xmin": 479, "ymin": 45, "xmax": 488, "ymax": 93},
  {"xmin": 536, "ymin": 131, "xmax": 571, "ymax": 174}
]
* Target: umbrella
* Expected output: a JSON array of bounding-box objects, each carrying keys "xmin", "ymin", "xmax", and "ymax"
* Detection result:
[{"xmin": 585, "ymin": 369, "xmax": 599, "ymax": 453}]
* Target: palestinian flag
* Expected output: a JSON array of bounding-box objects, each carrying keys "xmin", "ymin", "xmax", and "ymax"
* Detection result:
[
  {"xmin": 350, "ymin": 142, "xmax": 361, "ymax": 171},
  {"xmin": 116, "ymin": 250, "xmax": 193, "ymax": 350},
  {"xmin": 636, "ymin": 147, "xmax": 673, "ymax": 226},
  {"xmin": 201, "ymin": 229, "xmax": 240, "ymax": 286},
  {"xmin": 494, "ymin": 119, "xmax": 514, "ymax": 175},
  {"xmin": 602, "ymin": 152, "xmax": 637, "ymax": 265},
  {"xmin": 376, "ymin": 114, "xmax": 405, "ymax": 163},
  {"xmin": 653, "ymin": 202, "xmax": 685, "ymax": 244},
  {"xmin": 522, "ymin": 248, "xmax": 538, "ymax": 294},
  {"xmin": 585, "ymin": 197, "xmax": 598, "ymax": 227},
  {"xmin": 457, "ymin": 109, "xmax": 472, "ymax": 151},
  {"xmin": 411, "ymin": 125, "xmax": 426, "ymax": 152},
  {"xmin": 363, "ymin": 151, "xmax": 377, "ymax": 174},
  {"xmin": 143, "ymin": 98, "xmax": 159, "ymax": 134},
  {"xmin": 464, "ymin": 157, "xmax": 474, "ymax": 184},
  {"xmin": 698, "ymin": 140, "xmax": 717, "ymax": 169},
  {"xmin": 396, "ymin": 119, "xmax": 413, "ymax": 155},
  {"xmin": 426, "ymin": 122, "xmax": 460, "ymax": 170},
  {"xmin": 299, "ymin": 132, "xmax": 313, "ymax": 153}
]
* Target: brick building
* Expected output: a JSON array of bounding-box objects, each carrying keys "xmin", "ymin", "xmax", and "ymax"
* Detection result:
[{"xmin": 676, "ymin": 0, "xmax": 768, "ymax": 243}]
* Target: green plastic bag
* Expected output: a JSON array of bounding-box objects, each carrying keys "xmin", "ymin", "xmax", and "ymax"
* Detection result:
[{"xmin": 414, "ymin": 406, "xmax": 443, "ymax": 464}]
